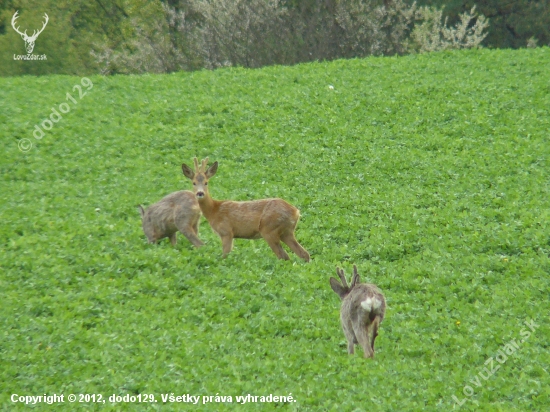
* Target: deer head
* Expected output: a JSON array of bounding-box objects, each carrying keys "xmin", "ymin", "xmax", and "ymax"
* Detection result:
[
  {"xmin": 12, "ymin": 11, "xmax": 49, "ymax": 54},
  {"xmin": 182, "ymin": 157, "xmax": 218, "ymax": 199}
]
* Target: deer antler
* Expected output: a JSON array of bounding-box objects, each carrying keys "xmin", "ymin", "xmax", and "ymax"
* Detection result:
[
  {"xmin": 351, "ymin": 264, "xmax": 360, "ymax": 287},
  {"xmin": 193, "ymin": 157, "xmax": 200, "ymax": 173},
  {"xmin": 336, "ymin": 267, "xmax": 349, "ymax": 288},
  {"xmin": 29, "ymin": 13, "xmax": 48, "ymax": 41},
  {"xmin": 11, "ymin": 11, "xmax": 27, "ymax": 38},
  {"xmin": 200, "ymin": 157, "xmax": 209, "ymax": 173},
  {"xmin": 11, "ymin": 11, "xmax": 48, "ymax": 40}
]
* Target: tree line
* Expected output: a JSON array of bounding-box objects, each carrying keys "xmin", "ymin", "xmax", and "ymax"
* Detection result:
[{"xmin": 0, "ymin": 0, "xmax": 547, "ymax": 76}]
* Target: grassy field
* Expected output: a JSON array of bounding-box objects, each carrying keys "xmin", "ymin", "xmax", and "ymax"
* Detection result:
[{"xmin": 1, "ymin": 48, "xmax": 549, "ymax": 411}]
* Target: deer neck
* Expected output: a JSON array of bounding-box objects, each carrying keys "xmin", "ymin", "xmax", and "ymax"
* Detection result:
[{"xmin": 196, "ymin": 192, "xmax": 218, "ymax": 220}]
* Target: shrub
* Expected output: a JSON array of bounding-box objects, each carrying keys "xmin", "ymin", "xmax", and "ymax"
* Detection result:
[
  {"xmin": 409, "ymin": 6, "xmax": 489, "ymax": 53},
  {"xmin": 92, "ymin": 0, "xmax": 489, "ymax": 74}
]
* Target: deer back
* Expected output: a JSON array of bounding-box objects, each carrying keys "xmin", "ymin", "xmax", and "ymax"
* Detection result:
[
  {"xmin": 342, "ymin": 283, "xmax": 386, "ymax": 324},
  {"xmin": 140, "ymin": 190, "xmax": 200, "ymax": 240},
  {"xmin": 210, "ymin": 198, "xmax": 299, "ymax": 239}
]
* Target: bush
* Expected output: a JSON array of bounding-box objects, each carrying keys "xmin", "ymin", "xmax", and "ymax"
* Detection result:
[
  {"xmin": 410, "ymin": 6, "xmax": 489, "ymax": 53},
  {"xmin": 92, "ymin": 0, "xmax": 489, "ymax": 74}
]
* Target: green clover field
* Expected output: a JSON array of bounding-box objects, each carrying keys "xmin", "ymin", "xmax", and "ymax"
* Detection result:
[{"xmin": 1, "ymin": 48, "xmax": 549, "ymax": 411}]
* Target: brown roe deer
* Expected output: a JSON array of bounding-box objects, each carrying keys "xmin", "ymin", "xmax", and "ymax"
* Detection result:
[{"xmin": 182, "ymin": 157, "xmax": 310, "ymax": 261}]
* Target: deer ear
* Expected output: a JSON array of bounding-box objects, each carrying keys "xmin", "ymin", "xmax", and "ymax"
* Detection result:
[
  {"xmin": 205, "ymin": 161, "xmax": 218, "ymax": 178},
  {"xmin": 182, "ymin": 163, "xmax": 195, "ymax": 180},
  {"xmin": 137, "ymin": 205, "xmax": 145, "ymax": 218},
  {"xmin": 330, "ymin": 277, "xmax": 347, "ymax": 299}
]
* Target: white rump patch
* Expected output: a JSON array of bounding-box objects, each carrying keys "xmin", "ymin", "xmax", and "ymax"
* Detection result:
[{"xmin": 361, "ymin": 296, "xmax": 381, "ymax": 312}]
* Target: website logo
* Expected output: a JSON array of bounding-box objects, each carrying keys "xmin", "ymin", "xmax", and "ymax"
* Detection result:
[{"xmin": 11, "ymin": 11, "xmax": 48, "ymax": 54}]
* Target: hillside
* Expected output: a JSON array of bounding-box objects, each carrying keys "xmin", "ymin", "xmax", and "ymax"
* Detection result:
[{"xmin": 1, "ymin": 48, "xmax": 549, "ymax": 411}]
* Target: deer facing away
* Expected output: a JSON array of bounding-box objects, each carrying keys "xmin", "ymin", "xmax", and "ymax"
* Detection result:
[
  {"xmin": 138, "ymin": 190, "xmax": 203, "ymax": 248},
  {"xmin": 182, "ymin": 157, "xmax": 310, "ymax": 261},
  {"xmin": 330, "ymin": 265, "xmax": 386, "ymax": 358}
]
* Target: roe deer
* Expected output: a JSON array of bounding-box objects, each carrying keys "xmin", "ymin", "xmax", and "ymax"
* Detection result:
[
  {"xmin": 330, "ymin": 265, "xmax": 386, "ymax": 358},
  {"xmin": 138, "ymin": 190, "xmax": 203, "ymax": 247},
  {"xmin": 181, "ymin": 157, "xmax": 310, "ymax": 261}
]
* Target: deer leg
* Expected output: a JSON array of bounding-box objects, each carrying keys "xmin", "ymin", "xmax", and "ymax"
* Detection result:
[
  {"xmin": 179, "ymin": 228, "xmax": 204, "ymax": 248},
  {"xmin": 345, "ymin": 329, "xmax": 355, "ymax": 354},
  {"xmin": 175, "ymin": 217, "xmax": 204, "ymax": 248},
  {"xmin": 192, "ymin": 219, "xmax": 200, "ymax": 236},
  {"xmin": 370, "ymin": 317, "xmax": 380, "ymax": 355},
  {"xmin": 342, "ymin": 322, "xmax": 356, "ymax": 354},
  {"xmin": 267, "ymin": 240, "xmax": 290, "ymax": 260},
  {"xmin": 281, "ymin": 233, "xmax": 310, "ymax": 262},
  {"xmin": 169, "ymin": 233, "xmax": 177, "ymax": 246},
  {"xmin": 176, "ymin": 221, "xmax": 204, "ymax": 247},
  {"xmin": 262, "ymin": 231, "xmax": 290, "ymax": 260},
  {"xmin": 220, "ymin": 235, "xmax": 234, "ymax": 258},
  {"xmin": 356, "ymin": 326, "xmax": 374, "ymax": 358}
]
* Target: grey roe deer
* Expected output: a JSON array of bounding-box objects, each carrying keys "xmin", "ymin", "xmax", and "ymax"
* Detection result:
[
  {"xmin": 330, "ymin": 265, "xmax": 386, "ymax": 358},
  {"xmin": 138, "ymin": 191, "xmax": 203, "ymax": 247},
  {"xmin": 181, "ymin": 157, "xmax": 310, "ymax": 261}
]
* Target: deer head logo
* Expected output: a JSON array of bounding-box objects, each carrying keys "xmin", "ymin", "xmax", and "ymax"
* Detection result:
[{"xmin": 11, "ymin": 11, "xmax": 49, "ymax": 54}]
